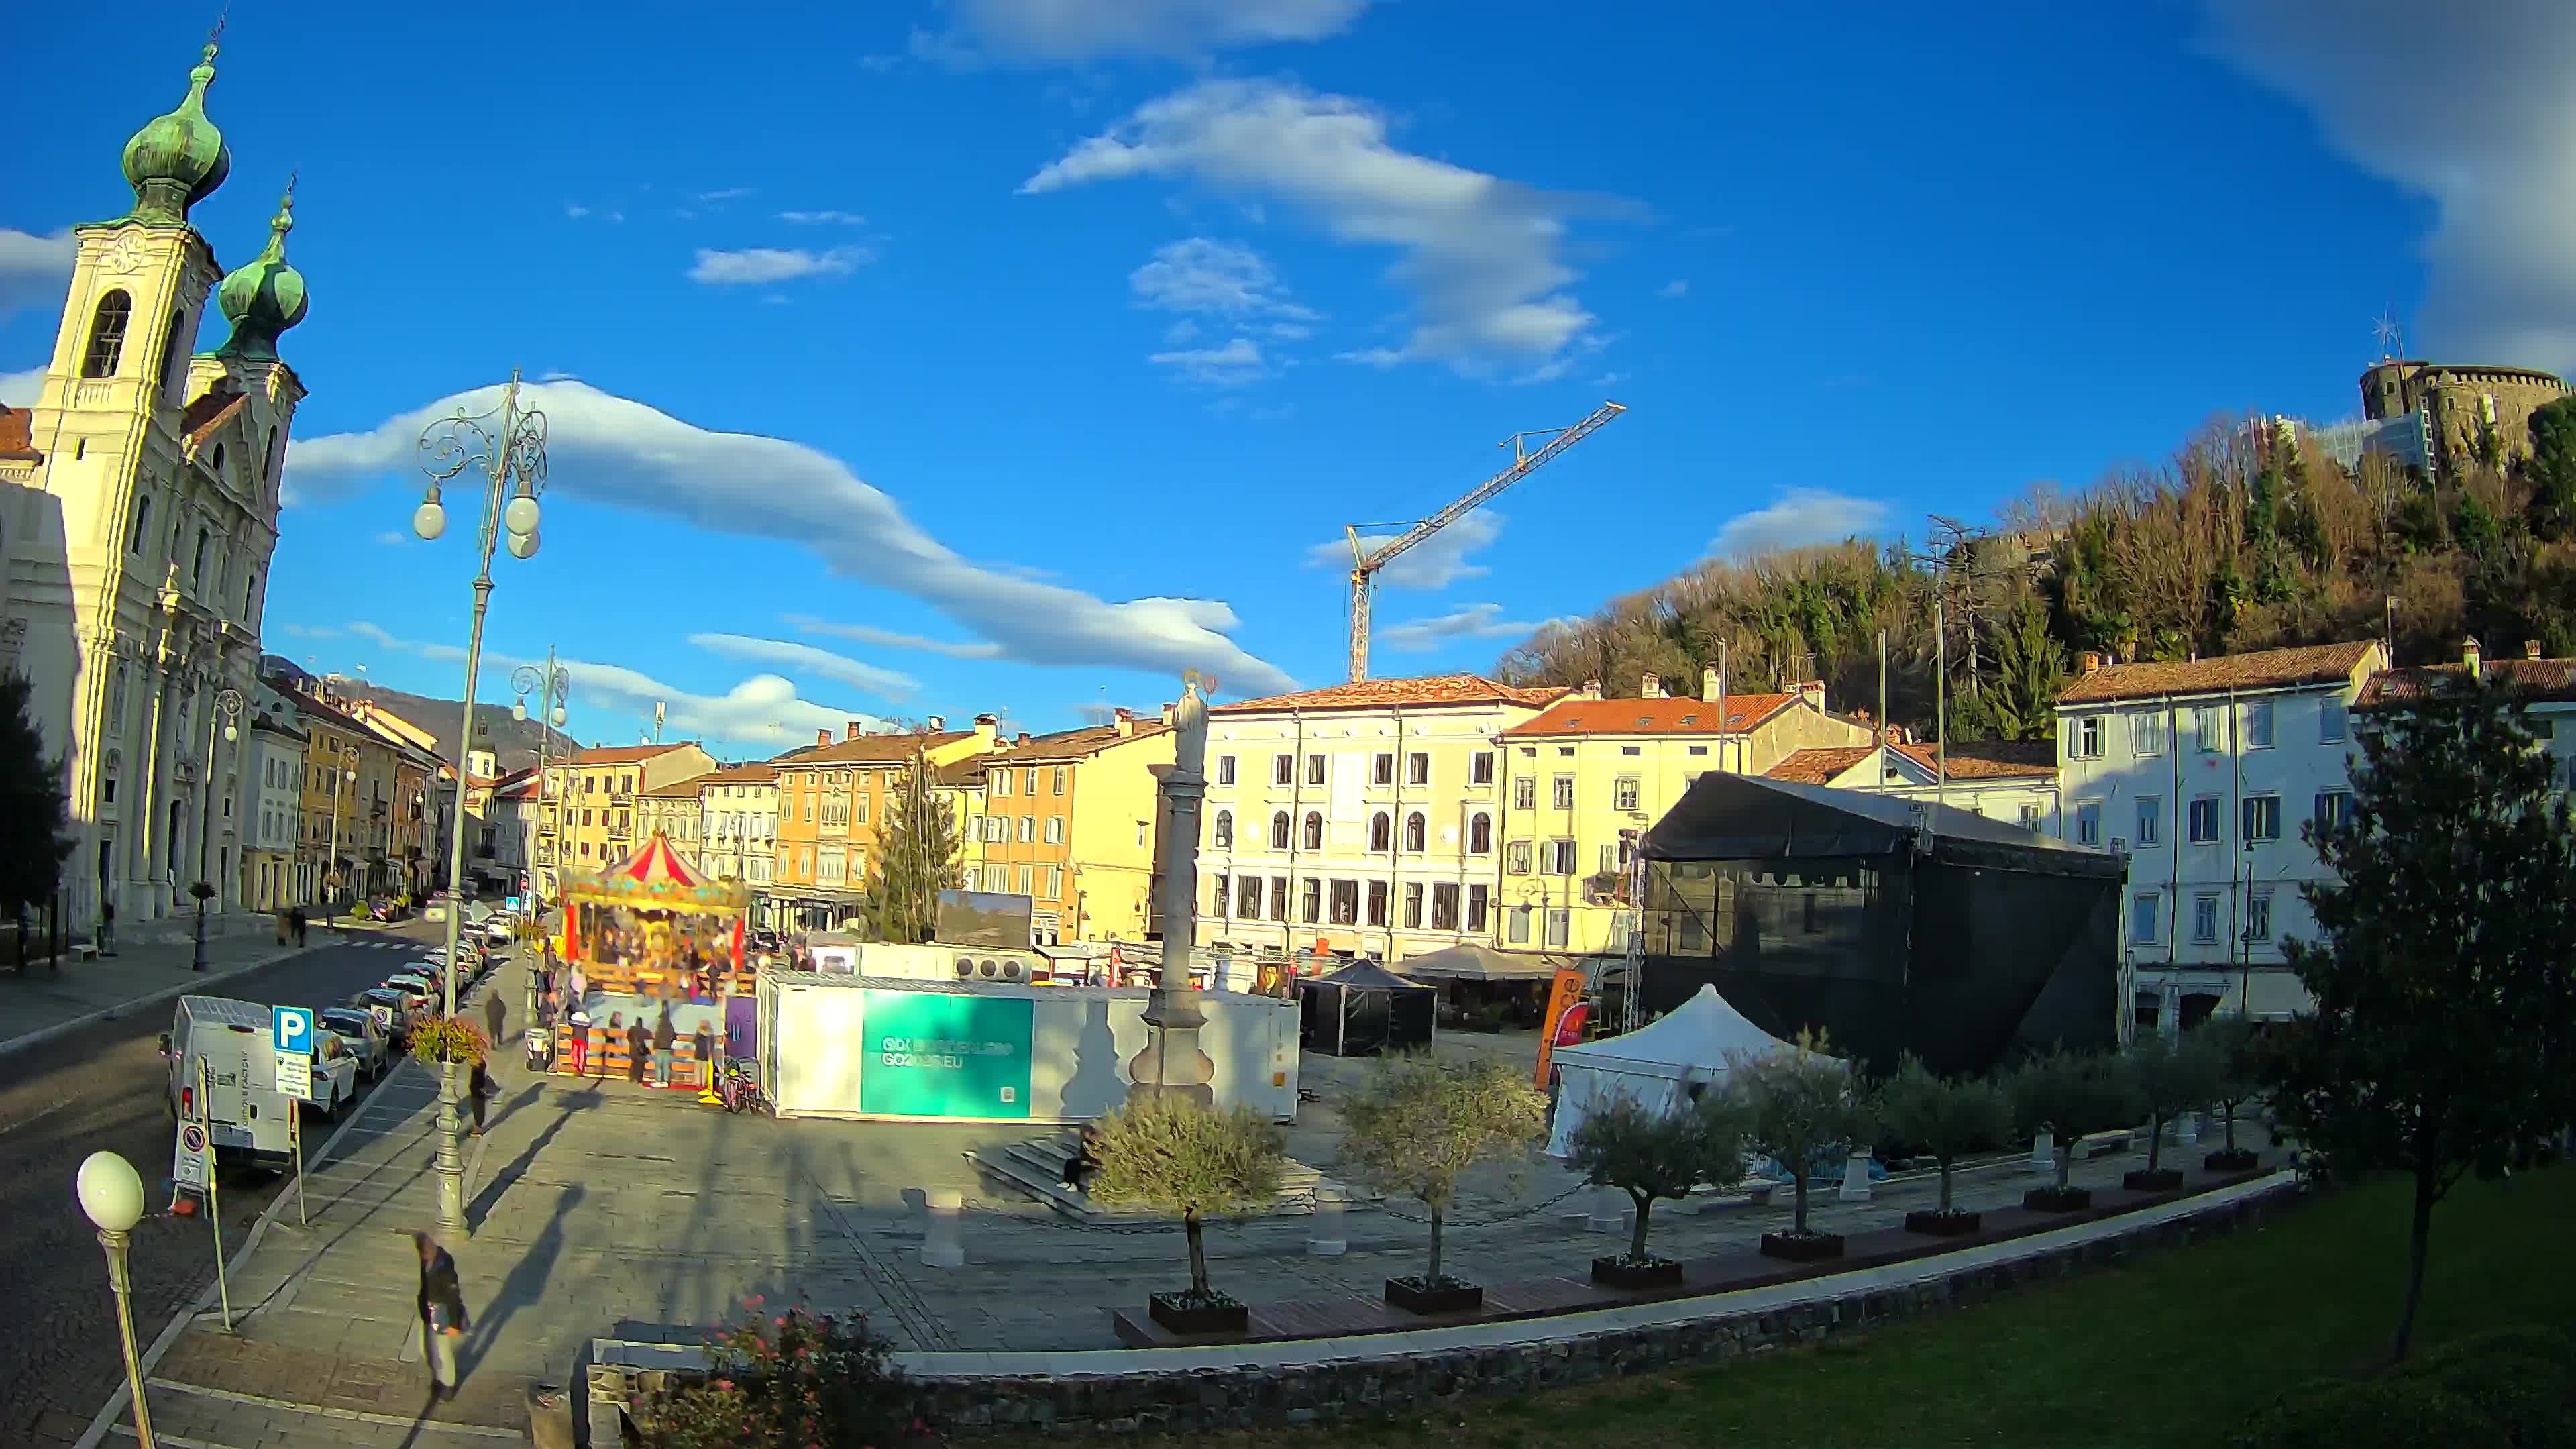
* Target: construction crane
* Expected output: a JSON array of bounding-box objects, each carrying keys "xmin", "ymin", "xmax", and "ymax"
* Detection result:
[{"xmin": 1343, "ymin": 400, "xmax": 1626, "ymax": 682}]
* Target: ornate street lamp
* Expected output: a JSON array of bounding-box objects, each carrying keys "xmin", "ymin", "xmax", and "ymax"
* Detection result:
[
  {"xmin": 190, "ymin": 686, "xmax": 245, "ymax": 972},
  {"xmin": 513, "ymin": 650, "xmax": 570, "ymax": 906},
  {"xmin": 77, "ymin": 1150, "xmax": 155, "ymax": 1449},
  {"xmin": 414, "ymin": 370, "xmax": 548, "ymax": 1232}
]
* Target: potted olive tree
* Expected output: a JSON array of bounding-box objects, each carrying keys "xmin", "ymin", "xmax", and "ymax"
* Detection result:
[
  {"xmin": 1338, "ymin": 1055, "xmax": 1548, "ymax": 1315},
  {"xmin": 1872, "ymin": 1056, "xmax": 2013, "ymax": 1236},
  {"xmin": 1566, "ymin": 1081, "xmax": 1750, "ymax": 1287},
  {"xmin": 2195, "ymin": 1018, "xmax": 2265, "ymax": 1172},
  {"xmin": 2008, "ymin": 1048, "xmax": 2137, "ymax": 1213},
  {"xmin": 1736, "ymin": 1029, "xmax": 1872, "ymax": 1262},
  {"xmin": 1087, "ymin": 1093, "xmax": 1285, "ymax": 1336},
  {"xmin": 2122, "ymin": 1029, "xmax": 2218, "ymax": 1191}
]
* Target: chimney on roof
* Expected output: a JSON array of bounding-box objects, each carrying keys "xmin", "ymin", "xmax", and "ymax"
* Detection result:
[
  {"xmin": 1016, "ymin": 732, "xmax": 1030, "ymax": 746},
  {"xmin": 973, "ymin": 712, "xmax": 998, "ymax": 745},
  {"xmin": 1114, "ymin": 708, "xmax": 1136, "ymax": 738},
  {"xmin": 817, "ymin": 729, "xmax": 831, "ymax": 748},
  {"xmin": 2463, "ymin": 636, "xmax": 2483, "ymax": 680},
  {"xmin": 845, "ymin": 720, "xmax": 865, "ymax": 741},
  {"xmin": 2080, "ymin": 651, "xmax": 2102, "ymax": 675},
  {"xmin": 1578, "ymin": 678, "xmax": 1603, "ymax": 701},
  {"xmin": 927, "ymin": 714, "xmax": 945, "ymax": 732},
  {"xmin": 1640, "ymin": 672, "xmax": 1662, "ymax": 700},
  {"xmin": 1799, "ymin": 679, "xmax": 1826, "ymax": 713},
  {"xmin": 1702, "ymin": 665, "xmax": 1721, "ymax": 700},
  {"xmin": 2526, "ymin": 639, "xmax": 2543, "ymax": 661}
]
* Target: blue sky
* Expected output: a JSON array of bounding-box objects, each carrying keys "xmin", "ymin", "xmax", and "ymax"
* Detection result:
[{"xmin": 7, "ymin": 1, "xmax": 2569, "ymax": 759}]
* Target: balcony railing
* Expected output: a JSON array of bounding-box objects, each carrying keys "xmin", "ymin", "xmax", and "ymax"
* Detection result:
[{"xmin": 607, "ymin": 820, "xmax": 633, "ymax": 841}]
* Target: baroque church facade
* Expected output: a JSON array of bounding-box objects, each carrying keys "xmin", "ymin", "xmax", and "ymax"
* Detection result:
[{"xmin": 0, "ymin": 36, "xmax": 309, "ymax": 930}]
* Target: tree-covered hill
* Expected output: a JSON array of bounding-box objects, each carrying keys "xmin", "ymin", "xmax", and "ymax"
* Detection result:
[{"xmin": 1494, "ymin": 396, "xmax": 2576, "ymax": 743}]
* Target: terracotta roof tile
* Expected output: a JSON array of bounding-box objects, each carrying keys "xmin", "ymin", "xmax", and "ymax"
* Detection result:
[
  {"xmin": 181, "ymin": 388, "xmax": 247, "ymax": 448},
  {"xmin": 702, "ymin": 762, "xmax": 778, "ymax": 784},
  {"xmin": 1214, "ymin": 674, "xmax": 1567, "ymax": 714},
  {"xmin": 1766, "ymin": 746, "xmax": 1876, "ymax": 784},
  {"xmin": 0, "ymin": 405, "xmax": 40, "ymax": 462},
  {"xmin": 799, "ymin": 729, "xmax": 973, "ymax": 765},
  {"xmin": 2056, "ymin": 641, "xmax": 2381, "ymax": 705},
  {"xmin": 932, "ymin": 759, "xmax": 987, "ymax": 788},
  {"xmin": 980, "ymin": 720, "xmax": 1169, "ymax": 764},
  {"xmin": 2356, "ymin": 655, "xmax": 2576, "ymax": 707},
  {"xmin": 569, "ymin": 742, "xmax": 702, "ymax": 765},
  {"xmin": 640, "ymin": 773, "xmax": 711, "ymax": 798},
  {"xmin": 1501, "ymin": 693, "xmax": 1797, "ymax": 738}
]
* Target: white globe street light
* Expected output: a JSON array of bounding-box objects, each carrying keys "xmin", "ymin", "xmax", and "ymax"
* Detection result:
[
  {"xmin": 505, "ymin": 527, "xmax": 539, "ymax": 560},
  {"xmin": 503, "ymin": 492, "xmax": 541, "ymax": 537},
  {"xmin": 413, "ymin": 496, "xmax": 448, "ymax": 541},
  {"xmin": 76, "ymin": 1150, "xmax": 156, "ymax": 1448}
]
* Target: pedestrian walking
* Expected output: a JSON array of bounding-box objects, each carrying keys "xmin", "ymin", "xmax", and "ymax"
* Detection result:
[
  {"xmin": 291, "ymin": 906, "xmax": 308, "ymax": 947},
  {"xmin": 566, "ymin": 1011, "xmax": 591, "ymax": 1077},
  {"xmin": 468, "ymin": 1057, "xmax": 491, "ymax": 1136},
  {"xmin": 482, "ymin": 990, "xmax": 505, "ymax": 1050},
  {"xmin": 99, "ymin": 898, "xmax": 116, "ymax": 957},
  {"xmin": 692, "ymin": 1018, "xmax": 716, "ymax": 1091},
  {"xmin": 627, "ymin": 1016, "xmax": 650, "ymax": 1085},
  {"xmin": 413, "ymin": 1232, "xmax": 469, "ymax": 1403},
  {"xmin": 651, "ymin": 1010, "xmax": 676, "ymax": 1088}
]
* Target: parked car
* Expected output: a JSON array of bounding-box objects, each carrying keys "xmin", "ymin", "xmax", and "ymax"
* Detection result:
[
  {"xmin": 160, "ymin": 997, "xmax": 297, "ymax": 1170},
  {"xmin": 319, "ymin": 1007, "xmax": 390, "ymax": 1077},
  {"xmin": 352, "ymin": 987, "xmax": 415, "ymax": 1046},
  {"xmin": 305, "ymin": 1030, "xmax": 361, "ymax": 1115},
  {"xmin": 380, "ymin": 974, "xmax": 437, "ymax": 1015},
  {"xmin": 482, "ymin": 914, "xmax": 519, "ymax": 945}
]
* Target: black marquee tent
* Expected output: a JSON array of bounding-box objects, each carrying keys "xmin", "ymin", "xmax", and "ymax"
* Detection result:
[
  {"xmin": 1634, "ymin": 773, "xmax": 2125, "ymax": 1077},
  {"xmin": 1299, "ymin": 959, "xmax": 1438, "ymax": 1057}
]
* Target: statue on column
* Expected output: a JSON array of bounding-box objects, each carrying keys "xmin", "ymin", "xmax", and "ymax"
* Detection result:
[{"xmin": 1127, "ymin": 670, "xmax": 1216, "ymax": 1107}]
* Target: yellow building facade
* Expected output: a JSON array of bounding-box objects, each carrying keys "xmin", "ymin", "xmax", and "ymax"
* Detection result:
[
  {"xmin": 1495, "ymin": 672, "xmax": 1871, "ymax": 957},
  {"xmin": 544, "ymin": 743, "xmax": 717, "ymax": 884},
  {"xmin": 963, "ymin": 712, "xmax": 1173, "ymax": 944},
  {"xmin": 1195, "ymin": 674, "xmax": 1566, "ymax": 965}
]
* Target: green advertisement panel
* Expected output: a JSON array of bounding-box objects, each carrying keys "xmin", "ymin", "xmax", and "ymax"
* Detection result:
[{"xmin": 860, "ymin": 991, "xmax": 1034, "ymax": 1120}]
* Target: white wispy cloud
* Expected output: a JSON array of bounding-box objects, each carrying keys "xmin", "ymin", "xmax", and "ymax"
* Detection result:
[
  {"xmin": 1130, "ymin": 237, "xmax": 1320, "ymax": 321},
  {"xmin": 696, "ymin": 187, "xmax": 756, "ymax": 203},
  {"xmin": 1377, "ymin": 601, "xmax": 1547, "ymax": 653},
  {"xmin": 0, "ymin": 228, "xmax": 75, "ymax": 320},
  {"xmin": 564, "ymin": 204, "xmax": 625, "ymax": 223},
  {"xmin": 1147, "ymin": 336, "xmax": 1269, "ymax": 386},
  {"xmin": 1024, "ymin": 79, "xmax": 1623, "ymax": 377},
  {"xmin": 1657, "ymin": 279, "xmax": 1688, "ymax": 299},
  {"xmin": 326, "ymin": 621, "xmax": 888, "ymax": 750},
  {"xmin": 782, "ymin": 614, "xmax": 1006, "ymax": 660},
  {"xmin": 1305, "ymin": 508, "xmax": 1505, "ymax": 591},
  {"xmin": 283, "ymin": 380, "xmax": 1295, "ymax": 696},
  {"xmin": 688, "ymin": 247, "xmax": 871, "ymax": 285},
  {"xmin": 779, "ymin": 210, "xmax": 867, "ymax": 226},
  {"xmin": 912, "ymin": 0, "xmax": 1371, "ymax": 65},
  {"xmin": 373, "ymin": 531, "xmax": 409, "ymax": 546},
  {"xmin": 0, "ymin": 364, "xmax": 44, "ymax": 407},
  {"xmin": 2203, "ymin": 0, "xmax": 2576, "ymax": 372},
  {"xmin": 687, "ymin": 633, "xmax": 922, "ymax": 702},
  {"xmin": 1707, "ymin": 490, "xmax": 1888, "ymax": 558}
]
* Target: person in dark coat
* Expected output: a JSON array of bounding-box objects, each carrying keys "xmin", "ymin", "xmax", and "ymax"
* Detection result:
[
  {"xmin": 468, "ymin": 1056, "xmax": 492, "ymax": 1136},
  {"xmin": 626, "ymin": 1016, "xmax": 649, "ymax": 1084},
  {"xmin": 99, "ymin": 898, "xmax": 116, "ymax": 956},
  {"xmin": 692, "ymin": 1018, "xmax": 716, "ymax": 1090},
  {"xmin": 651, "ymin": 1010, "xmax": 676, "ymax": 1087},
  {"xmin": 413, "ymin": 1232, "xmax": 469, "ymax": 1402},
  {"xmin": 482, "ymin": 990, "xmax": 505, "ymax": 1050}
]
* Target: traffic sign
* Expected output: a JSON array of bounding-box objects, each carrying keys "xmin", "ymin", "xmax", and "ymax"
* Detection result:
[
  {"xmin": 273, "ymin": 1006, "xmax": 313, "ymax": 1056},
  {"xmin": 506, "ymin": 895, "xmax": 523, "ymax": 912},
  {"xmin": 174, "ymin": 1120, "xmax": 210, "ymax": 1191},
  {"xmin": 274, "ymin": 1049, "xmax": 313, "ymax": 1102}
]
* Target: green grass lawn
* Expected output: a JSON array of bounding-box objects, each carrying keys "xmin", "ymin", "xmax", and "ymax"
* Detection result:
[{"xmin": 1140, "ymin": 1165, "xmax": 2575, "ymax": 1449}]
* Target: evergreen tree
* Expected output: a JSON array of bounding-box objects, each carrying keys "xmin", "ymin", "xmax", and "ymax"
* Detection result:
[
  {"xmin": 1949, "ymin": 597, "xmax": 2068, "ymax": 742},
  {"xmin": 0, "ymin": 670, "xmax": 75, "ymax": 924},
  {"xmin": 2265, "ymin": 672, "xmax": 2576, "ymax": 1362},
  {"xmin": 858, "ymin": 745, "xmax": 961, "ymax": 943},
  {"xmin": 2528, "ymin": 394, "xmax": 2576, "ymax": 539}
]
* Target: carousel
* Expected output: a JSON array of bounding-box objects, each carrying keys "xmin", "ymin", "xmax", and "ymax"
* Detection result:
[{"xmin": 545, "ymin": 832, "xmax": 755, "ymax": 1087}]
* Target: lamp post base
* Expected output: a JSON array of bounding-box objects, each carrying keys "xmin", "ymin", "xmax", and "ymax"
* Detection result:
[
  {"xmin": 434, "ymin": 1062, "xmax": 467, "ymax": 1230},
  {"xmin": 189, "ymin": 900, "xmax": 207, "ymax": 972}
]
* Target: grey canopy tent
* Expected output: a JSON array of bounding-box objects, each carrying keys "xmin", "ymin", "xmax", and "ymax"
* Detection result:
[
  {"xmin": 1299, "ymin": 959, "xmax": 1437, "ymax": 1057},
  {"xmin": 1633, "ymin": 772, "xmax": 2124, "ymax": 1075}
]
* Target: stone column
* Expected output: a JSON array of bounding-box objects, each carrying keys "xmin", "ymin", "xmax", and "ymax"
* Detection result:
[
  {"xmin": 1128, "ymin": 675, "xmax": 1216, "ymax": 1108},
  {"xmin": 2030, "ymin": 1130, "xmax": 2055, "ymax": 1174},
  {"xmin": 1838, "ymin": 1150, "xmax": 1874, "ymax": 1202},
  {"xmin": 920, "ymin": 1187, "xmax": 965, "ymax": 1269}
]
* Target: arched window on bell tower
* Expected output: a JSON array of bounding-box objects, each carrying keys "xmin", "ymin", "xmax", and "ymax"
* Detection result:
[{"xmin": 82, "ymin": 291, "xmax": 133, "ymax": 378}]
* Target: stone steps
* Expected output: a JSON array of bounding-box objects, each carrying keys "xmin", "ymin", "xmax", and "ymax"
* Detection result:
[{"xmin": 967, "ymin": 1132, "xmax": 1377, "ymax": 1225}]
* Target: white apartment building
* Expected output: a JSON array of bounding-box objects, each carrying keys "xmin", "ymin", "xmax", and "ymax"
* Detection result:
[
  {"xmin": 1195, "ymin": 674, "xmax": 1566, "ymax": 965},
  {"xmin": 695, "ymin": 763, "xmax": 780, "ymax": 922},
  {"xmin": 2055, "ymin": 639, "xmax": 2387, "ymax": 1036},
  {"xmin": 242, "ymin": 681, "xmax": 307, "ymax": 912}
]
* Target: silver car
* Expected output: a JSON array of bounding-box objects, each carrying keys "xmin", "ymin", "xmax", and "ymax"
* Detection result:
[{"xmin": 319, "ymin": 1007, "xmax": 390, "ymax": 1077}]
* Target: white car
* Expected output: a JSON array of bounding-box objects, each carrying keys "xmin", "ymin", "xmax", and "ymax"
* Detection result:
[
  {"xmin": 304, "ymin": 1030, "xmax": 361, "ymax": 1115},
  {"xmin": 482, "ymin": 914, "xmax": 519, "ymax": 945}
]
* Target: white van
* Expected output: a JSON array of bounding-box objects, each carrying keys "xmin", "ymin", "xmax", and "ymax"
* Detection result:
[{"xmin": 161, "ymin": 996, "xmax": 297, "ymax": 1171}]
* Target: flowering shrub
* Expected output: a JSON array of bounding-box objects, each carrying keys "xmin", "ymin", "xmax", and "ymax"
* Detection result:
[
  {"xmin": 639, "ymin": 1301, "xmax": 921, "ymax": 1449},
  {"xmin": 406, "ymin": 1016, "xmax": 488, "ymax": 1068}
]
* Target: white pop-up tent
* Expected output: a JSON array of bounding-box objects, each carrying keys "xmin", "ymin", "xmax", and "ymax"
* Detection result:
[{"xmin": 1545, "ymin": 984, "xmax": 1831, "ymax": 1157}]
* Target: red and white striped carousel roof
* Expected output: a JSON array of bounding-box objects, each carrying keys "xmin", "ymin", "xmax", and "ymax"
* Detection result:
[{"xmin": 600, "ymin": 831, "xmax": 708, "ymax": 890}]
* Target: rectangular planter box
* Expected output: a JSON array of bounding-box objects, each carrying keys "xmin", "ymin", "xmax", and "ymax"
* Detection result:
[
  {"xmin": 1903, "ymin": 1208, "xmax": 1982, "ymax": 1236},
  {"xmin": 1759, "ymin": 1231, "xmax": 1845, "ymax": 1263},
  {"xmin": 1384, "ymin": 1277, "xmax": 1483, "ymax": 1315},
  {"xmin": 1148, "ymin": 1291, "xmax": 1248, "ymax": 1336},
  {"xmin": 2204, "ymin": 1148, "xmax": 2261, "ymax": 1173},
  {"xmin": 1590, "ymin": 1256, "xmax": 1684, "ymax": 1289},
  {"xmin": 2123, "ymin": 1167, "xmax": 2185, "ymax": 1192},
  {"xmin": 2023, "ymin": 1186, "xmax": 2094, "ymax": 1214}
]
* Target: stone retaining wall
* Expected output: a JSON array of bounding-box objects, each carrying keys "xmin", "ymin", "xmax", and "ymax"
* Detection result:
[{"xmin": 589, "ymin": 1180, "xmax": 2302, "ymax": 1442}]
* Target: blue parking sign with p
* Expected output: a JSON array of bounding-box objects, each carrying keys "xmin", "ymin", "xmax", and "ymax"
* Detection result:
[{"xmin": 274, "ymin": 1006, "xmax": 313, "ymax": 1055}]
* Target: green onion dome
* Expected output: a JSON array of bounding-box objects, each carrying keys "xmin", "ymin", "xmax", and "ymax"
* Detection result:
[{"xmin": 120, "ymin": 43, "xmax": 231, "ymax": 226}]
